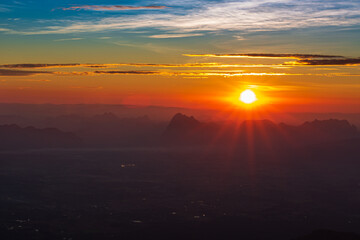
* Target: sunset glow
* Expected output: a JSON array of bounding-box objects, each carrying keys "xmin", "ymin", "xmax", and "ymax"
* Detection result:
[{"xmin": 0, "ymin": 0, "xmax": 359, "ymax": 113}]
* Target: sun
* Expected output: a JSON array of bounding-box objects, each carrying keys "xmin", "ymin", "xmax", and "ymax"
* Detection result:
[{"xmin": 239, "ymin": 89, "xmax": 257, "ymax": 104}]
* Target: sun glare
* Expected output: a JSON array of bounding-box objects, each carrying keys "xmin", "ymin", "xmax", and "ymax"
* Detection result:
[{"xmin": 239, "ymin": 89, "xmax": 257, "ymax": 104}]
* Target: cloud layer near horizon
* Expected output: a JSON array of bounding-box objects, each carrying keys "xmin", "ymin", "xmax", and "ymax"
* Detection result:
[
  {"xmin": 184, "ymin": 53, "xmax": 346, "ymax": 59},
  {"xmin": 185, "ymin": 53, "xmax": 360, "ymax": 66},
  {"xmin": 3, "ymin": 52, "xmax": 359, "ymax": 70},
  {"xmin": 1, "ymin": 53, "xmax": 359, "ymax": 77},
  {"xmin": 0, "ymin": 69, "xmax": 294, "ymax": 77}
]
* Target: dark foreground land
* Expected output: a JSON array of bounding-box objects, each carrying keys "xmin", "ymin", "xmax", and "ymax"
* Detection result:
[{"xmin": 0, "ymin": 141, "xmax": 360, "ymax": 240}]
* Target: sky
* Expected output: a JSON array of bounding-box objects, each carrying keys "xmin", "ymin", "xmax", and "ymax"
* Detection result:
[{"xmin": 0, "ymin": 0, "xmax": 359, "ymax": 113}]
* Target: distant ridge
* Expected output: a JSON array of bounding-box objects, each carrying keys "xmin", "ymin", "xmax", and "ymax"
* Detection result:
[
  {"xmin": 163, "ymin": 113, "xmax": 359, "ymax": 148},
  {"xmin": 300, "ymin": 119, "xmax": 358, "ymax": 137},
  {"xmin": 0, "ymin": 124, "xmax": 81, "ymax": 150},
  {"xmin": 165, "ymin": 113, "xmax": 201, "ymax": 132},
  {"xmin": 163, "ymin": 113, "xmax": 218, "ymax": 145}
]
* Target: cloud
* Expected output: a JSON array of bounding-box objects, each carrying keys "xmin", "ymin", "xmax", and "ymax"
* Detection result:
[
  {"xmin": 60, "ymin": 70, "xmax": 294, "ymax": 77},
  {"xmin": 234, "ymin": 36, "xmax": 246, "ymax": 41},
  {"xmin": 54, "ymin": 38, "xmax": 83, "ymax": 41},
  {"xmin": 286, "ymin": 58, "xmax": 360, "ymax": 66},
  {"xmin": 93, "ymin": 70, "xmax": 159, "ymax": 75},
  {"xmin": 7, "ymin": 0, "xmax": 360, "ymax": 35},
  {"xmin": 22, "ymin": 79, "xmax": 51, "ymax": 82},
  {"xmin": 171, "ymin": 72, "xmax": 291, "ymax": 77},
  {"xmin": 1, "ymin": 52, "xmax": 358, "ymax": 78},
  {"xmin": 0, "ymin": 4, "xmax": 10, "ymax": 12},
  {"xmin": 0, "ymin": 28, "xmax": 11, "ymax": 32},
  {"xmin": 0, "ymin": 62, "xmax": 282, "ymax": 69},
  {"xmin": 50, "ymin": 70, "xmax": 162, "ymax": 76},
  {"xmin": 62, "ymin": 5, "xmax": 168, "ymax": 11},
  {"xmin": 184, "ymin": 53, "xmax": 345, "ymax": 59},
  {"xmin": 184, "ymin": 52, "xmax": 360, "ymax": 66},
  {"xmin": 0, "ymin": 64, "xmax": 84, "ymax": 68},
  {"xmin": 148, "ymin": 33, "xmax": 203, "ymax": 38},
  {"xmin": 0, "ymin": 69, "xmax": 52, "ymax": 76},
  {"xmin": 0, "ymin": 67, "xmax": 347, "ymax": 78}
]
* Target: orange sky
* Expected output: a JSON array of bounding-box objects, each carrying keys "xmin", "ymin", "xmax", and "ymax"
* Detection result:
[
  {"xmin": 1, "ymin": 0, "xmax": 360, "ymax": 114},
  {"xmin": 0, "ymin": 54, "xmax": 359, "ymax": 113}
]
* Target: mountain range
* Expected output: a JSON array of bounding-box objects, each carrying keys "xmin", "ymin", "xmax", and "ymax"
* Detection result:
[
  {"xmin": 0, "ymin": 112, "xmax": 358, "ymax": 150},
  {"xmin": 163, "ymin": 113, "xmax": 359, "ymax": 150},
  {"xmin": 0, "ymin": 124, "xmax": 81, "ymax": 150}
]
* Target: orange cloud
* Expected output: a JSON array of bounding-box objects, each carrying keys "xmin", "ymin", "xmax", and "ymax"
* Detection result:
[
  {"xmin": 93, "ymin": 70, "xmax": 159, "ymax": 75},
  {"xmin": 71, "ymin": 71, "xmax": 294, "ymax": 77},
  {"xmin": 184, "ymin": 53, "xmax": 360, "ymax": 66},
  {"xmin": 0, "ymin": 63, "xmax": 284, "ymax": 69},
  {"xmin": 183, "ymin": 53, "xmax": 344, "ymax": 60}
]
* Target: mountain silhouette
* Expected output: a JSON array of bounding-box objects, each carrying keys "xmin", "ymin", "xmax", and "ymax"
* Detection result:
[
  {"xmin": 163, "ymin": 113, "xmax": 219, "ymax": 145},
  {"xmin": 163, "ymin": 113, "xmax": 359, "ymax": 148},
  {"xmin": 0, "ymin": 124, "xmax": 81, "ymax": 150},
  {"xmin": 166, "ymin": 113, "xmax": 201, "ymax": 130},
  {"xmin": 298, "ymin": 118, "xmax": 358, "ymax": 138}
]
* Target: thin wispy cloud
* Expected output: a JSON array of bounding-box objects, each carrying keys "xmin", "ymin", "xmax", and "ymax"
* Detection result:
[
  {"xmin": 53, "ymin": 38, "xmax": 83, "ymax": 41},
  {"xmin": 0, "ymin": 67, "xmax": 295, "ymax": 77},
  {"xmin": 93, "ymin": 70, "xmax": 159, "ymax": 75},
  {"xmin": 234, "ymin": 36, "xmax": 246, "ymax": 41},
  {"xmin": 62, "ymin": 5, "xmax": 168, "ymax": 11},
  {"xmin": 0, "ymin": 4, "xmax": 10, "ymax": 12},
  {"xmin": 0, "ymin": 28, "xmax": 11, "ymax": 32},
  {"xmin": 5, "ymin": 0, "xmax": 360, "ymax": 35},
  {"xmin": 1, "ymin": 67, "xmax": 357, "ymax": 78},
  {"xmin": 61, "ymin": 70, "xmax": 293, "ymax": 77},
  {"xmin": 184, "ymin": 53, "xmax": 360, "ymax": 66},
  {"xmin": 184, "ymin": 53, "xmax": 345, "ymax": 59},
  {"xmin": 148, "ymin": 33, "xmax": 203, "ymax": 38},
  {"xmin": 0, "ymin": 62, "xmax": 289, "ymax": 69}
]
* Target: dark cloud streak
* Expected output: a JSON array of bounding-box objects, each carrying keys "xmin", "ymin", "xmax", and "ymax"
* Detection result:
[
  {"xmin": 292, "ymin": 58, "xmax": 360, "ymax": 66},
  {"xmin": 93, "ymin": 70, "xmax": 159, "ymax": 75},
  {"xmin": 62, "ymin": 5, "xmax": 168, "ymax": 11},
  {"xmin": 185, "ymin": 53, "xmax": 360, "ymax": 66},
  {"xmin": 184, "ymin": 53, "xmax": 345, "ymax": 59},
  {"xmin": 0, "ymin": 69, "xmax": 52, "ymax": 76},
  {"xmin": 0, "ymin": 64, "xmax": 82, "ymax": 68}
]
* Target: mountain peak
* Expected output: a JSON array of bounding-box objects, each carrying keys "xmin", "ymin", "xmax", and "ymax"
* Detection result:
[
  {"xmin": 167, "ymin": 113, "xmax": 200, "ymax": 130},
  {"xmin": 302, "ymin": 119, "xmax": 357, "ymax": 133}
]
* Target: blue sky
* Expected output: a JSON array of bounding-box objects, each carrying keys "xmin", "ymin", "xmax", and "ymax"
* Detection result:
[
  {"xmin": 2, "ymin": 1, "xmax": 360, "ymax": 34},
  {"xmin": 1, "ymin": 0, "xmax": 360, "ymax": 56}
]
